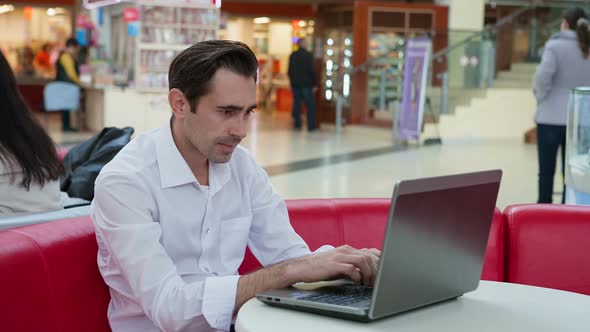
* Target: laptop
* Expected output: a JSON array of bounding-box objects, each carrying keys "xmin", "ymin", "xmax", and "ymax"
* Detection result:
[{"xmin": 256, "ymin": 170, "xmax": 502, "ymax": 322}]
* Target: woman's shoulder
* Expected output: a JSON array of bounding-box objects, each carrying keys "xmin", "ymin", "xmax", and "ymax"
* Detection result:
[
  {"xmin": 0, "ymin": 155, "xmax": 19, "ymax": 176},
  {"xmin": 545, "ymin": 31, "xmax": 578, "ymax": 50},
  {"xmin": 0, "ymin": 177, "xmax": 63, "ymax": 214}
]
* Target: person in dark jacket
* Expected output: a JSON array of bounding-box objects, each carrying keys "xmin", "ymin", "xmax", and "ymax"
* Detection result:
[
  {"xmin": 55, "ymin": 37, "xmax": 81, "ymax": 132},
  {"xmin": 533, "ymin": 7, "xmax": 590, "ymax": 204},
  {"xmin": 288, "ymin": 38, "xmax": 317, "ymax": 131}
]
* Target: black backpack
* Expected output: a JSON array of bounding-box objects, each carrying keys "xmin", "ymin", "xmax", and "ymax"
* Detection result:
[{"xmin": 60, "ymin": 127, "xmax": 134, "ymax": 200}]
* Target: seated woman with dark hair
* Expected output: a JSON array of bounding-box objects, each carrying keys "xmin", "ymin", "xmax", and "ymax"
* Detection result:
[{"xmin": 0, "ymin": 51, "xmax": 64, "ymax": 214}]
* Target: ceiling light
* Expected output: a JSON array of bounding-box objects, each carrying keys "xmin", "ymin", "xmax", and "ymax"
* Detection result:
[
  {"xmin": 47, "ymin": 8, "xmax": 57, "ymax": 16},
  {"xmin": 253, "ymin": 17, "xmax": 271, "ymax": 24},
  {"xmin": 0, "ymin": 5, "xmax": 15, "ymax": 14}
]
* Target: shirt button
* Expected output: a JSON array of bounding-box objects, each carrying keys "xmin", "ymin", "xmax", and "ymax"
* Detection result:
[{"xmin": 206, "ymin": 228, "xmax": 210, "ymax": 234}]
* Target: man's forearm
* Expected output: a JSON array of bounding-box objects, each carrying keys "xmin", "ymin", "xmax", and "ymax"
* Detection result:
[{"xmin": 235, "ymin": 259, "xmax": 299, "ymax": 311}]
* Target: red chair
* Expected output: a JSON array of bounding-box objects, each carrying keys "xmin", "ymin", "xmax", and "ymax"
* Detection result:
[
  {"xmin": 480, "ymin": 209, "xmax": 506, "ymax": 281},
  {"xmin": 0, "ymin": 217, "xmax": 111, "ymax": 332},
  {"xmin": 239, "ymin": 199, "xmax": 504, "ymax": 283},
  {"xmin": 239, "ymin": 199, "xmax": 392, "ymax": 274},
  {"xmin": 505, "ymin": 204, "xmax": 590, "ymax": 295}
]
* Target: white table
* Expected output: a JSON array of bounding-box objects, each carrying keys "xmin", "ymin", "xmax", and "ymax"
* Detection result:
[{"xmin": 235, "ymin": 281, "xmax": 590, "ymax": 332}]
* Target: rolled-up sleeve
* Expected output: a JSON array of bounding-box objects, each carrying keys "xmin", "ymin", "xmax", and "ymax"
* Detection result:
[
  {"xmin": 92, "ymin": 172, "xmax": 237, "ymax": 331},
  {"xmin": 533, "ymin": 46, "xmax": 557, "ymax": 102}
]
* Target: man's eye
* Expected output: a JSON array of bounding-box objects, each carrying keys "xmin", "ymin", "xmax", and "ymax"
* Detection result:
[{"xmin": 224, "ymin": 110, "xmax": 234, "ymax": 116}]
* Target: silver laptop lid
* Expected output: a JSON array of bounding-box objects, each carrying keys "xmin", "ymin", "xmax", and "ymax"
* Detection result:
[{"xmin": 369, "ymin": 170, "xmax": 502, "ymax": 320}]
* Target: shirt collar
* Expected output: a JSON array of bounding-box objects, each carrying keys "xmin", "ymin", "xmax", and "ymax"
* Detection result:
[
  {"xmin": 209, "ymin": 160, "xmax": 231, "ymax": 196},
  {"xmin": 155, "ymin": 120, "xmax": 232, "ymax": 193}
]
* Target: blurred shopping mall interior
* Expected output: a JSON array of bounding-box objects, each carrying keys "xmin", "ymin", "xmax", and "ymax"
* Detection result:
[{"xmin": 3, "ymin": 0, "xmax": 590, "ymax": 207}]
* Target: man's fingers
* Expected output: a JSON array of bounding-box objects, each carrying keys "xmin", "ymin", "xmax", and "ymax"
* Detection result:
[
  {"xmin": 363, "ymin": 248, "xmax": 381, "ymax": 257},
  {"xmin": 364, "ymin": 253, "xmax": 379, "ymax": 285},
  {"xmin": 361, "ymin": 249, "xmax": 380, "ymax": 264},
  {"xmin": 336, "ymin": 254, "xmax": 375, "ymax": 285},
  {"xmin": 336, "ymin": 263, "xmax": 362, "ymax": 283}
]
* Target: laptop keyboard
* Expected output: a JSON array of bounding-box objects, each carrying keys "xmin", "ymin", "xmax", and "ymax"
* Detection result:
[{"xmin": 297, "ymin": 284, "xmax": 373, "ymax": 307}]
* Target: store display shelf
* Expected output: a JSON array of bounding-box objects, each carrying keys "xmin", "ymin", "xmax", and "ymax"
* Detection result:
[
  {"xmin": 142, "ymin": 22, "xmax": 179, "ymax": 28},
  {"xmin": 180, "ymin": 24, "xmax": 218, "ymax": 30},
  {"xmin": 138, "ymin": 0, "xmax": 215, "ymax": 9}
]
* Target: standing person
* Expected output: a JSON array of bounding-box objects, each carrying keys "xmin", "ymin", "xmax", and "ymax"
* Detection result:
[
  {"xmin": 34, "ymin": 43, "xmax": 53, "ymax": 76},
  {"xmin": 91, "ymin": 40, "xmax": 380, "ymax": 332},
  {"xmin": 533, "ymin": 7, "xmax": 590, "ymax": 204},
  {"xmin": 55, "ymin": 37, "xmax": 80, "ymax": 132},
  {"xmin": 0, "ymin": 51, "xmax": 64, "ymax": 214},
  {"xmin": 288, "ymin": 38, "xmax": 317, "ymax": 131}
]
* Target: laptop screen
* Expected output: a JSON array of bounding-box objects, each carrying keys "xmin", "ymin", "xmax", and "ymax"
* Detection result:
[{"xmin": 370, "ymin": 170, "xmax": 502, "ymax": 319}]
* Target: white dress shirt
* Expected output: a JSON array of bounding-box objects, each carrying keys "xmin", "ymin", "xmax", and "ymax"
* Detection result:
[{"xmin": 91, "ymin": 123, "xmax": 318, "ymax": 332}]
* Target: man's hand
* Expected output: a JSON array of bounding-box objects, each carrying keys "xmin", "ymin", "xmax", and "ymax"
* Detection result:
[
  {"xmin": 235, "ymin": 245, "xmax": 380, "ymax": 311},
  {"xmin": 286, "ymin": 245, "xmax": 381, "ymax": 286}
]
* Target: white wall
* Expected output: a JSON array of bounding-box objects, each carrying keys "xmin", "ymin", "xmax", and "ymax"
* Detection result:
[
  {"xmin": 436, "ymin": 0, "xmax": 485, "ymax": 31},
  {"xmin": 268, "ymin": 22, "xmax": 292, "ymax": 73},
  {"xmin": 0, "ymin": 8, "xmax": 71, "ymax": 46},
  {"xmin": 0, "ymin": 10, "xmax": 26, "ymax": 44},
  {"xmin": 268, "ymin": 22, "xmax": 292, "ymax": 55},
  {"xmin": 225, "ymin": 19, "xmax": 293, "ymax": 73},
  {"xmin": 225, "ymin": 18, "xmax": 255, "ymax": 48}
]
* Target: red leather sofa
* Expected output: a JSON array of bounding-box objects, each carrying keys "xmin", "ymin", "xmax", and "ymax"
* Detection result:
[
  {"xmin": 1, "ymin": 199, "xmax": 588, "ymax": 332},
  {"xmin": 238, "ymin": 199, "xmax": 506, "ymax": 282},
  {"xmin": 504, "ymin": 204, "xmax": 590, "ymax": 295}
]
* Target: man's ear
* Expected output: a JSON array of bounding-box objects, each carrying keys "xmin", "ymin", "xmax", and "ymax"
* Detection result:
[{"xmin": 169, "ymin": 88, "xmax": 191, "ymax": 119}]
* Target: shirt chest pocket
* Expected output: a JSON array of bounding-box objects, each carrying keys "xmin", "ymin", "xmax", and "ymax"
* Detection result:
[{"xmin": 218, "ymin": 215, "xmax": 253, "ymax": 270}]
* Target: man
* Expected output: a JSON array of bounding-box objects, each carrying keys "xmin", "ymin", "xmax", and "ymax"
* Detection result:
[
  {"xmin": 55, "ymin": 37, "xmax": 80, "ymax": 131},
  {"xmin": 91, "ymin": 40, "xmax": 380, "ymax": 332},
  {"xmin": 288, "ymin": 38, "xmax": 317, "ymax": 131}
]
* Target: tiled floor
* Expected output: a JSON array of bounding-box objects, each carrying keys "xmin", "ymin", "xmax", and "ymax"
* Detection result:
[{"xmin": 49, "ymin": 110, "xmax": 564, "ymax": 209}]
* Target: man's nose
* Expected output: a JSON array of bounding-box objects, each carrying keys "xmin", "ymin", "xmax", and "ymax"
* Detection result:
[{"xmin": 229, "ymin": 116, "xmax": 247, "ymax": 140}]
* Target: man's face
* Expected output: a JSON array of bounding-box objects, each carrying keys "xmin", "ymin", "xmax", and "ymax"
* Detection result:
[
  {"xmin": 68, "ymin": 45, "xmax": 80, "ymax": 56},
  {"xmin": 182, "ymin": 68, "xmax": 257, "ymax": 164}
]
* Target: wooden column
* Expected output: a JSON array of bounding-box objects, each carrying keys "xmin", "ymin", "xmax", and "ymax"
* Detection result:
[
  {"xmin": 494, "ymin": 6, "xmax": 516, "ymax": 73},
  {"xmin": 351, "ymin": 1, "xmax": 369, "ymax": 125}
]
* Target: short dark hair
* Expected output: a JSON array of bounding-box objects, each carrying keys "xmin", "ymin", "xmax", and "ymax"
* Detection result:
[
  {"xmin": 168, "ymin": 40, "xmax": 258, "ymax": 112},
  {"xmin": 66, "ymin": 37, "xmax": 79, "ymax": 48}
]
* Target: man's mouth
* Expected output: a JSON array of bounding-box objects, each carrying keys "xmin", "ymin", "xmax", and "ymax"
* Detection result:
[{"xmin": 218, "ymin": 142, "xmax": 238, "ymax": 152}]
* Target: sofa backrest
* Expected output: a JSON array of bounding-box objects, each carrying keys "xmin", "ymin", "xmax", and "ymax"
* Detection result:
[
  {"xmin": 0, "ymin": 198, "xmax": 507, "ymax": 332},
  {"xmin": 239, "ymin": 199, "xmax": 505, "ymax": 282},
  {"xmin": 504, "ymin": 204, "xmax": 590, "ymax": 295},
  {"xmin": 0, "ymin": 205, "xmax": 91, "ymax": 231},
  {"xmin": 0, "ymin": 216, "xmax": 111, "ymax": 332},
  {"xmin": 481, "ymin": 209, "xmax": 506, "ymax": 282},
  {"xmin": 0, "ymin": 231, "xmax": 60, "ymax": 331}
]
